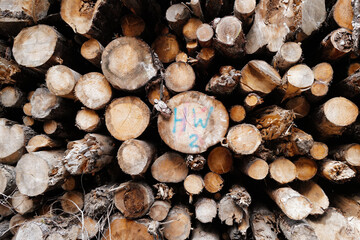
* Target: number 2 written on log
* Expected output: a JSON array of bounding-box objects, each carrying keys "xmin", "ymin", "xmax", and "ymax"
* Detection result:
[{"xmin": 172, "ymin": 106, "xmax": 214, "ymax": 148}]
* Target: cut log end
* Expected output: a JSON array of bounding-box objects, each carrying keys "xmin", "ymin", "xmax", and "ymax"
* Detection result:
[
  {"xmin": 184, "ymin": 174, "xmax": 204, "ymax": 195},
  {"xmin": 151, "ymin": 152, "xmax": 188, "ymax": 183},
  {"xmin": 207, "ymin": 146, "xmax": 233, "ymax": 174},
  {"xmin": 81, "ymin": 38, "xmax": 104, "ymax": 67},
  {"xmin": 75, "ymin": 108, "xmax": 101, "ymax": 132},
  {"xmin": 229, "ymin": 105, "xmax": 246, "ymax": 123},
  {"xmin": 204, "ymin": 172, "xmax": 224, "ymax": 193},
  {"xmin": 46, "ymin": 65, "xmax": 81, "ymax": 97},
  {"xmin": 269, "ymin": 157, "xmax": 296, "ymax": 184},
  {"xmin": 226, "ymin": 123, "xmax": 262, "ymax": 155},
  {"xmin": 309, "ymin": 142, "xmax": 328, "ymax": 160},
  {"xmin": 165, "ymin": 62, "xmax": 196, "ymax": 92},
  {"xmin": 294, "ymin": 157, "xmax": 317, "ymax": 181}
]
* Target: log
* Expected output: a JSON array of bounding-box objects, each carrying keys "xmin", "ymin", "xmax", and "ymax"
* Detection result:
[
  {"xmin": 275, "ymin": 127, "xmax": 314, "ymax": 157},
  {"xmin": 77, "ymin": 216, "xmax": 99, "ymax": 240},
  {"xmin": 213, "ymin": 16, "xmax": 245, "ymax": 58},
  {"xmin": 196, "ymin": 23, "xmax": 213, "ymax": 47},
  {"xmin": 267, "ymin": 186, "xmax": 312, "ymax": 220},
  {"xmin": 229, "ymin": 105, "xmax": 246, "ymax": 123},
  {"xmin": 165, "ymin": 62, "xmax": 196, "ymax": 92},
  {"xmin": 117, "ymin": 139, "xmax": 156, "ymax": 176},
  {"xmin": 185, "ymin": 154, "xmax": 206, "ymax": 171},
  {"xmin": 250, "ymin": 204, "xmax": 278, "ymax": 240},
  {"xmin": 228, "ymin": 185, "xmax": 251, "ymax": 208},
  {"xmin": 269, "ymin": 157, "xmax": 296, "ymax": 184},
  {"xmin": 331, "ymin": 0, "xmax": 354, "ymax": 30},
  {"xmin": 43, "ymin": 120, "xmax": 77, "ymax": 139},
  {"xmin": 158, "ymin": 91, "xmax": 229, "ymax": 154},
  {"xmin": 313, "ymin": 62, "xmax": 334, "ymax": 83},
  {"xmin": 80, "ymin": 38, "xmax": 104, "ymax": 68},
  {"xmin": 63, "ymin": 133, "xmax": 115, "ymax": 175},
  {"xmin": 332, "ymin": 193, "xmax": 360, "ymax": 234},
  {"xmin": 331, "ymin": 143, "xmax": 360, "ymax": 166},
  {"xmin": 0, "ymin": 219, "xmax": 10, "ymax": 239},
  {"xmin": 244, "ymin": 93, "xmax": 264, "ymax": 112},
  {"xmin": 15, "ymin": 150, "xmax": 65, "ymax": 197},
  {"xmin": 306, "ymin": 81, "xmax": 329, "ymax": 101},
  {"xmin": 101, "ymin": 37, "xmax": 157, "ymax": 91},
  {"xmin": 12, "ymin": 25, "xmax": 74, "ymax": 72},
  {"xmin": 0, "ymin": 86, "xmax": 24, "ymax": 108},
  {"xmin": 207, "ymin": 146, "xmax": 233, "ymax": 174},
  {"xmin": 195, "ymin": 198, "xmax": 217, "ymax": 223},
  {"xmin": 240, "ymin": 157, "xmax": 269, "ymax": 180},
  {"xmin": 121, "ymin": 14, "xmax": 145, "ymax": 37},
  {"xmin": 22, "ymin": 116, "xmax": 34, "ymax": 127},
  {"xmin": 294, "ymin": 157, "xmax": 318, "ymax": 181},
  {"xmin": 285, "ymin": 96, "xmax": 310, "ymax": 118},
  {"xmin": 225, "ymin": 123, "xmax": 262, "ymax": 155},
  {"xmin": 9, "ymin": 214, "xmax": 27, "ymax": 235},
  {"xmin": 336, "ymin": 70, "xmax": 360, "ymax": 98},
  {"xmin": 196, "ymin": 47, "xmax": 215, "ymax": 70},
  {"xmin": 151, "ymin": 152, "xmax": 188, "ymax": 183},
  {"xmin": 11, "ymin": 191, "xmax": 40, "ymax": 215},
  {"xmin": 165, "ymin": 4, "xmax": 191, "ymax": 36},
  {"xmin": 184, "ymin": 174, "xmax": 204, "ymax": 197},
  {"xmin": 352, "ymin": 0, "xmax": 360, "ymax": 53},
  {"xmin": 25, "ymin": 134, "xmax": 61, "ymax": 153},
  {"xmin": 152, "ymin": 34, "xmax": 180, "ymax": 64},
  {"xmin": 60, "ymin": 0, "xmax": 122, "ymax": 42},
  {"xmin": 61, "ymin": 176, "xmax": 76, "ymax": 191},
  {"xmin": 0, "ymin": 118, "xmax": 36, "ymax": 164},
  {"xmin": 278, "ymin": 214, "xmax": 318, "ymax": 240},
  {"xmin": 245, "ymin": 0, "xmax": 326, "ymax": 54},
  {"xmin": 105, "ymin": 96, "xmax": 150, "ymax": 141},
  {"xmin": 102, "ymin": 218, "xmax": 154, "ymax": 240},
  {"xmin": 83, "ymin": 185, "xmax": 115, "ymax": 219},
  {"xmin": 293, "ymin": 181, "xmax": 329, "ymax": 215},
  {"xmin": 148, "ymin": 200, "xmax": 171, "ymax": 222},
  {"xmin": 321, "ymin": 28, "xmax": 353, "ymax": 61},
  {"xmin": 189, "ymin": 0, "xmax": 204, "ymax": 22},
  {"xmin": 309, "ymin": 142, "xmax": 328, "ymax": 160},
  {"xmin": 281, "ymin": 64, "xmax": 314, "ymax": 100},
  {"xmin": 75, "ymin": 108, "xmax": 101, "ymax": 132},
  {"xmin": 0, "ymin": 164, "xmax": 15, "ymax": 195},
  {"xmin": 218, "ymin": 195, "xmax": 243, "ymax": 226},
  {"xmin": 146, "ymin": 78, "xmax": 171, "ymax": 105},
  {"xmin": 272, "ymin": 42, "xmax": 302, "ymax": 71},
  {"xmin": 234, "ymin": 0, "xmax": 256, "ymax": 28},
  {"xmin": 348, "ymin": 62, "xmax": 360, "ymax": 75},
  {"xmin": 0, "ymin": 200, "xmax": 13, "ymax": 219},
  {"xmin": 22, "ymin": 103, "xmax": 32, "ymax": 116},
  {"xmin": 204, "ymin": 172, "xmax": 224, "ymax": 193},
  {"xmin": 239, "ymin": 60, "xmax": 283, "ymax": 96},
  {"xmin": 319, "ymin": 159, "xmax": 356, "ymax": 183},
  {"xmin": 191, "ymin": 224, "xmax": 220, "ymax": 240},
  {"xmin": 60, "ymin": 191, "xmax": 84, "ymax": 214},
  {"xmin": 74, "ymin": 72, "xmax": 112, "ymax": 110},
  {"xmin": 153, "ymin": 183, "xmax": 175, "ymax": 201},
  {"xmin": 46, "ymin": 65, "xmax": 81, "ymax": 98},
  {"xmin": 114, "ymin": 181, "xmax": 154, "ymax": 219},
  {"xmin": 163, "ymin": 205, "xmax": 192, "ymax": 240},
  {"xmin": 183, "ymin": 18, "xmax": 203, "ymax": 42},
  {"xmin": 314, "ymin": 97, "xmax": 358, "ymax": 137},
  {"xmin": 205, "ymin": 66, "xmax": 241, "ymax": 95}
]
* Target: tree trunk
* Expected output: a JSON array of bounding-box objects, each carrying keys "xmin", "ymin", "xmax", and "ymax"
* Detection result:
[{"xmin": 320, "ymin": 28, "xmax": 353, "ymax": 61}]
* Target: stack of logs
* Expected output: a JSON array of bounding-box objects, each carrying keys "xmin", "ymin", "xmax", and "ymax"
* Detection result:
[{"xmin": 1, "ymin": 0, "xmax": 360, "ymax": 239}]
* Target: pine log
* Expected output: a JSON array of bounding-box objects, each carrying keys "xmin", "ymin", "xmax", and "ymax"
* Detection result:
[
  {"xmin": 275, "ymin": 127, "xmax": 314, "ymax": 157},
  {"xmin": 60, "ymin": 191, "xmax": 84, "ymax": 214},
  {"xmin": 272, "ymin": 42, "xmax": 302, "ymax": 71},
  {"xmin": 152, "ymin": 33, "xmax": 180, "ymax": 64},
  {"xmin": 183, "ymin": 18, "xmax": 203, "ymax": 42},
  {"xmin": 314, "ymin": 97, "xmax": 358, "ymax": 137},
  {"xmin": 83, "ymin": 185, "xmax": 115, "ymax": 219},
  {"xmin": 46, "ymin": 65, "xmax": 81, "ymax": 98},
  {"xmin": 309, "ymin": 142, "xmax": 328, "ymax": 160},
  {"xmin": 281, "ymin": 64, "xmax": 314, "ymax": 100},
  {"xmin": 163, "ymin": 205, "xmax": 192, "ymax": 240},
  {"xmin": 229, "ymin": 105, "xmax": 246, "ymax": 123},
  {"xmin": 165, "ymin": 4, "xmax": 191, "ymax": 36},
  {"xmin": 60, "ymin": 0, "xmax": 122, "ymax": 42},
  {"xmin": 11, "ymin": 191, "xmax": 40, "ymax": 215},
  {"xmin": 117, "ymin": 139, "xmax": 155, "ymax": 176},
  {"xmin": 189, "ymin": 0, "xmax": 204, "ymax": 22},
  {"xmin": 269, "ymin": 157, "xmax": 296, "ymax": 184},
  {"xmin": 228, "ymin": 185, "xmax": 251, "ymax": 208},
  {"xmin": 184, "ymin": 174, "xmax": 204, "ymax": 197},
  {"xmin": 165, "ymin": 62, "xmax": 196, "ymax": 92},
  {"xmin": 240, "ymin": 60, "xmax": 283, "ymax": 96},
  {"xmin": 146, "ymin": 78, "xmax": 171, "ymax": 105},
  {"xmin": 114, "ymin": 181, "xmax": 154, "ymax": 219},
  {"xmin": 102, "ymin": 37, "xmax": 157, "ymax": 91},
  {"xmin": 205, "ymin": 66, "xmax": 241, "ymax": 95},
  {"xmin": 151, "ymin": 152, "xmax": 188, "ymax": 183},
  {"xmin": 148, "ymin": 200, "xmax": 171, "ymax": 222},
  {"xmin": 195, "ymin": 198, "xmax": 217, "ymax": 223},
  {"xmin": 318, "ymin": 159, "xmax": 356, "ymax": 183},
  {"xmin": 25, "ymin": 134, "xmax": 61, "ymax": 153},
  {"xmin": 225, "ymin": 123, "xmax": 262, "ymax": 155},
  {"xmin": 105, "ymin": 96, "xmax": 150, "ymax": 141},
  {"xmin": 267, "ymin": 186, "xmax": 312, "ymax": 220},
  {"xmin": 294, "ymin": 157, "xmax": 317, "ymax": 181},
  {"xmin": 196, "ymin": 23, "xmax": 213, "ymax": 47},
  {"xmin": 75, "ymin": 108, "xmax": 101, "ymax": 132},
  {"xmin": 185, "ymin": 154, "xmax": 206, "ymax": 171},
  {"xmin": 234, "ymin": 0, "xmax": 256, "ymax": 28},
  {"xmin": 204, "ymin": 172, "xmax": 224, "ymax": 193},
  {"xmin": 321, "ymin": 28, "xmax": 353, "ymax": 61},
  {"xmin": 285, "ymin": 96, "xmax": 310, "ymax": 118},
  {"xmin": 74, "ymin": 72, "xmax": 112, "ymax": 110},
  {"xmin": 207, "ymin": 146, "xmax": 233, "ymax": 174},
  {"xmin": 336, "ymin": 70, "xmax": 360, "ymax": 98},
  {"xmin": 293, "ymin": 181, "xmax": 329, "ymax": 215},
  {"xmin": 331, "ymin": 0, "xmax": 354, "ymax": 30},
  {"xmin": 191, "ymin": 224, "xmax": 220, "ymax": 240},
  {"xmin": 240, "ymin": 157, "xmax": 269, "ymax": 180},
  {"xmin": 245, "ymin": 0, "xmax": 326, "ymax": 54},
  {"xmin": 213, "ymin": 16, "xmax": 245, "ymax": 58},
  {"xmin": 0, "ymin": 86, "xmax": 24, "ymax": 108},
  {"xmin": 80, "ymin": 38, "xmax": 104, "ymax": 68},
  {"xmin": 64, "ymin": 133, "xmax": 115, "ymax": 175},
  {"xmin": 250, "ymin": 204, "xmax": 278, "ymax": 240},
  {"xmin": 0, "ymin": 118, "xmax": 36, "ymax": 164},
  {"xmin": 0, "ymin": 164, "xmax": 15, "ymax": 195},
  {"xmin": 244, "ymin": 93, "xmax": 264, "ymax": 112},
  {"xmin": 158, "ymin": 91, "xmax": 229, "ymax": 154},
  {"xmin": 61, "ymin": 176, "xmax": 76, "ymax": 191},
  {"xmin": 331, "ymin": 143, "xmax": 360, "ymax": 166},
  {"xmin": 102, "ymin": 218, "xmax": 154, "ymax": 240},
  {"xmin": 218, "ymin": 195, "xmax": 243, "ymax": 226},
  {"xmin": 278, "ymin": 213, "xmax": 318, "ymax": 240},
  {"xmin": 121, "ymin": 14, "xmax": 145, "ymax": 37},
  {"xmin": 15, "ymin": 150, "xmax": 65, "ymax": 197}
]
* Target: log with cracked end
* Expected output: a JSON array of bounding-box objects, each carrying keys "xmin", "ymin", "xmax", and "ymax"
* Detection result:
[
  {"xmin": 75, "ymin": 108, "xmax": 101, "ymax": 132},
  {"xmin": 151, "ymin": 152, "xmax": 188, "ymax": 183},
  {"xmin": 152, "ymin": 34, "xmax": 180, "ymax": 64},
  {"xmin": 250, "ymin": 203, "xmax": 278, "ymax": 240},
  {"xmin": 318, "ymin": 159, "xmax": 356, "ymax": 183},
  {"xmin": 331, "ymin": 143, "xmax": 360, "ymax": 166},
  {"xmin": 272, "ymin": 42, "xmax": 302, "ymax": 71},
  {"xmin": 239, "ymin": 60, "xmax": 283, "ymax": 96},
  {"xmin": 80, "ymin": 38, "xmax": 104, "ymax": 68},
  {"xmin": 163, "ymin": 205, "xmax": 192, "ymax": 240},
  {"xmin": 0, "ymin": 86, "xmax": 25, "ymax": 108},
  {"xmin": 114, "ymin": 181, "xmax": 154, "ymax": 219},
  {"xmin": 102, "ymin": 37, "xmax": 158, "ymax": 91},
  {"xmin": 207, "ymin": 146, "xmax": 233, "ymax": 174},
  {"xmin": 278, "ymin": 213, "xmax": 318, "ymax": 240},
  {"xmin": 0, "ymin": 118, "xmax": 36, "ymax": 164},
  {"xmin": 105, "ymin": 96, "xmax": 150, "ymax": 141},
  {"xmin": 60, "ymin": 191, "xmax": 84, "ymax": 214},
  {"xmin": 195, "ymin": 198, "xmax": 217, "ymax": 224},
  {"xmin": 46, "ymin": 65, "xmax": 81, "ymax": 99},
  {"xmin": 165, "ymin": 62, "xmax": 196, "ymax": 92},
  {"xmin": 15, "ymin": 150, "xmax": 66, "ymax": 197},
  {"xmin": 0, "ymin": 164, "xmax": 16, "ymax": 195},
  {"xmin": 204, "ymin": 172, "xmax": 224, "ymax": 193},
  {"xmin": 63, "ymin": 133, "xmax": 115, "ymax": 175},
  {"xmin": 240, "ymin": 157, "xmax": 269, "ymax": 180},
  {"xmin": 117, "ymin": 139, "xmax": 156, "ymax": 176},
  {"xmin": 321, "ymin": 28, "xmax": 353, "ymax": 61},
  {"xmin": 218, "ymin": 195, "xmax": 243, "ymax": 226},
  {"xmin": 267, "ymin": 186, "xmax": 312, "ymax": 220},
  {"xmin": 225, "ymin": 123, "xmax": 262, "ymax": 155},
  {"xmin": 148, "ymin": 200, "xmax": 171, "ymax": 222},
  {"xmin": 26, "ymin": 134, "xmax": 61, "ymax": 153}
]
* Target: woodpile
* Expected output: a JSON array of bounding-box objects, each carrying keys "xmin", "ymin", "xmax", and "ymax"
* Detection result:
[{"xmin": 1, "ymin": 0, "xmax": 360, "ymax": 239}]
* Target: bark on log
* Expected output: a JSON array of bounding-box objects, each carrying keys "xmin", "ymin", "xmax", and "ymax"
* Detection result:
[
  {"xmin": 272, "ymin": 42, "xmax": 302, "ymax": 71},
  {"xmin": 275, "ymin": 127, "xmax": 314, "ymax": 157},
  {"xmin": 195, "ymin": 198, "xmax": 217, "ymax": 223},
  {"xmin": 80, "ymin": 38, "xmax": 104, "ymax": 68},
  {"xmin": 75, "ymin": 108, "xmax": 101, "ymax": 132},
  {"xmin": 244, "ymin": 93, "xmax": 264, "ymax": 112},
  {"xmin": 204, "ymin": 172, "xmax": 224, "ymax": 193},
  {"xmin": 281, "ymin": 64, "xmax": 314, "ymax": 100},
  {"xmin": 225, "ymin": 123, "xmax": 262, "ymax": 155},
  {"xmin": 269, "ymin": 157, "xmax": 296, "ymax": 184},
  {"xmin": 83, "ymin": 185, "xmax": 115, "ymax": 219},
  {"xmin": 46, "ymin": 65, "xmax": 81, "ymax": 99},
  {"xmin": 163, "ymin": 205, "xmax": 191, "ymax": 240},
  {"xmin": 321, "ymin": 28, "xmax": 353, "ymax": 61},
  {"xmin": 218, "ymin": 195, "xmax": 243, "ymax": 226},
  {"xmin": 146, "ymin": 78, "xmax": 171, "ymax": 105},
  {"xmin": 64, "ymin": 133, "xmax": 115, "ymax": 175},
  {"xmin": 331, "ymin": 143, "xmax": 360, "ymax": 166},
  {"xmin": 278, "ymin": 213, "xmax": 318, "ymax": 240},
  {"xmin": 165, "ymin": 62, "xmax": 196, "ymax": 92},
  {"xmin": 151, "ymin": 152, "xmax": 188, "ymax": 183},
  {"xmin": 0, "ymin": 86, "xmax": 24, "ymax": 108},
  {"xmin": 25, "ymin": 134, "xmax": 61, "ymax": 153},
  {"xmin": 207, "ymin": 146, "xmax": 233, "ymax": 174},
  {"xmin": 183, "ymin": 18, "xmax": 203, "ymax": 42},
  {"xmin": 0, "ymin": 164, "xmax": 15, "ymax": 195},
  {"xmin": 117, "ymin": 139, "xmax": 155, "ymax": 176},
  {"xmin": 250, "ymin": 204, "xmax": 278, "ymax": 240},
  {"xmin": 205, "ymin": 66, "xmax": 241, "ymax": 95},
  {"xmin": 15, "ymin": 150, "xmax": 65, "ymax": 197},
  {"xmin": 189, "ymin": 0, "xmax": 204, "ymax": 22},
  {"xmin": 152, "ymin": 34, "xmax": 180, "ymax": 64},
  {"xmin": 185, "ymin": 154, "xmax": 206, "ymax": 171},
  {"xmin": 240, "ymin": 157, "xmax": 269, "ymax": 180},
  {"xmin": 165, "ymin": 4, "xmax": 191, "ymax": 36},
  {"xmin": 101, "ymin": 37, "xmax": 157, "ymax": 91},
  {"xmin": 148, "ymin": 200, "xmax": 171, "ymax": 222},
  {"xmin": 318, "ymin": 159, "xmax": 356, "ymax": 183},
  {"xmin": 105, "ymin": 96, "xmax": 150, "ymax": 141},
  {"xmin": 336, "ymin": 70, "xmax": 360, "ymax": 98}
]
